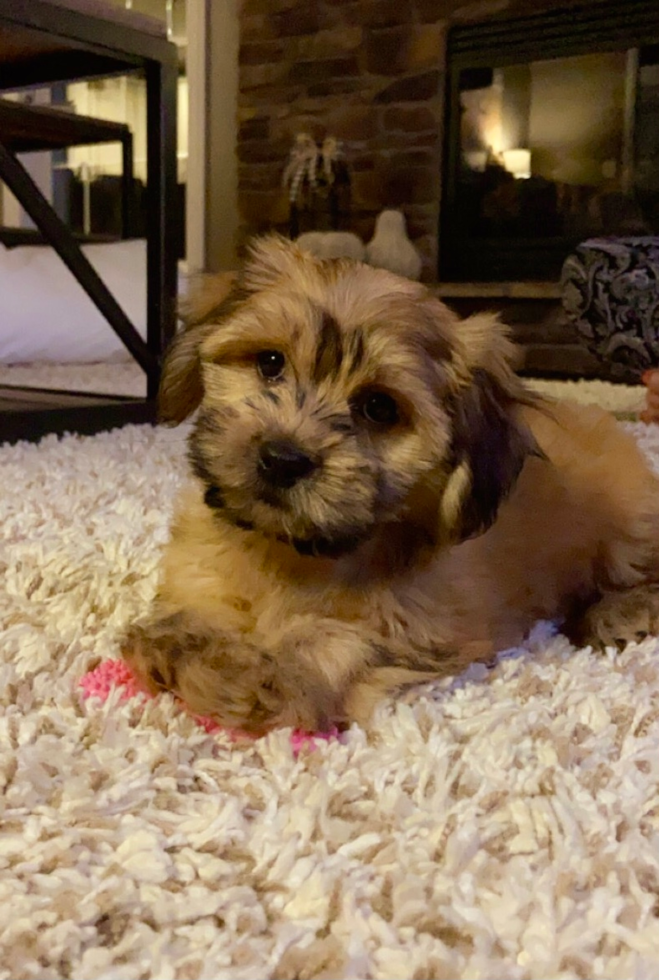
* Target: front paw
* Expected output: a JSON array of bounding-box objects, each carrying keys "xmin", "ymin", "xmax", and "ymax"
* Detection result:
[
  {"xmin": 570, "ymin": 584, "xmax": 659, "ymax": 650},
  {"xmin": 120, "ymin": 613, "xmax": 334, "ymax": 734},
  {"xmin": 121, "ymin": 614, "xmax": 197, "ymax": 697}
]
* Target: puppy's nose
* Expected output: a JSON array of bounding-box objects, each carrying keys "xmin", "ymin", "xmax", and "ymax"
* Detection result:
[{"xmin": 258, "ymin": 440, "xmax": 317, "ymax": 488}]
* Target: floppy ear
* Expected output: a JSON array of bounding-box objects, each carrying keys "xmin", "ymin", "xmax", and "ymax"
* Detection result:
[
  {"xmin": 438, "ymin": 314, "xmax": 542, "ymax": 542},
  {"xmin": 159, "ymin": 237, "xmax": 308, "ymax": 425},
  {"xmin": 158, "ymin": 272, "xmax": 238, "ymax": 425}
]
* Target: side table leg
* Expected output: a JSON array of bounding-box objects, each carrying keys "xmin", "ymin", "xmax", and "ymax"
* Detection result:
[
  {"xmin": 0, "ymin": 140, "xmax": 154, "ymax": 375},
  {"xmin": 121, "ymin": 132, "xmax": 134, "ymax": 240},
  {"xmin": 145, "ymin": 55, "xmax": 179, "ymax": 401}
]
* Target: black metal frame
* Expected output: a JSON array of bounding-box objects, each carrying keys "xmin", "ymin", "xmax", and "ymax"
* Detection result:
[
  {"xmin": 0, "ymin": 0, "xmax": 178, "ymax": 441},
  {"xmin": 0, "ymin": 142, "xmax": 156, "ymax": 374},
  {"xmin": 440, "ymin": 0, "xmax": 659, "ymax": 282}
]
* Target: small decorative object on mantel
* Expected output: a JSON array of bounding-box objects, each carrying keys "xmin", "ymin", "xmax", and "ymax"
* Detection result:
[
  {"xmin": 282, "ymin": 133, "xmax": 351, "ymax": 238},
  {"xmin": 365, "ymin": 209, "xmax": 422, "ymax": 281},
  {"xmin": 296, "ymin": 230, "xmax": 365, "ymax": 262}
]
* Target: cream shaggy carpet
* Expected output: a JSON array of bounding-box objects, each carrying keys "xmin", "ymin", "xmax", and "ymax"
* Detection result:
[{"xmin": 1, "ymin": 384, "xmax": 659, "ymax": 979}]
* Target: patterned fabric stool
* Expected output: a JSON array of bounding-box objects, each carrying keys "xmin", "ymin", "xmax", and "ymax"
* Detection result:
[{"xmin": 561, "ymin": 237, "xmax": 659, "ymax": 381}]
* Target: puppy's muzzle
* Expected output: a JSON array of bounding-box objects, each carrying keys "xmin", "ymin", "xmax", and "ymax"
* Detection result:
[{"xmin": 258, "ymin": 439, "xmax": 318, "ymax": 489}]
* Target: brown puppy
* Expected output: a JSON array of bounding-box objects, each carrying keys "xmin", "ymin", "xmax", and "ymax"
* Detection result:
[{"xmin": 121, "ymin": 236, "xmax": 659, "ymax": 733}]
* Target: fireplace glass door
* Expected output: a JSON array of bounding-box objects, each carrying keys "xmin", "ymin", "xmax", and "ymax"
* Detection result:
[{"xmin": 441, "ymin": 2, "xmax": 659, "ymax": 281}]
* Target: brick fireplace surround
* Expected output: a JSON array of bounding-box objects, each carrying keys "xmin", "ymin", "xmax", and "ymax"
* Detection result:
[{"xmin": 237, "ymin": 0, "xmax": 622, "ymax": 377}]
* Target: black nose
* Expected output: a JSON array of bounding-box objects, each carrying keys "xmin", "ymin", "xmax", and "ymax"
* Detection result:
[{"xmin": 258, "ymin": 440, "xmax": 317, "ymax": 488}]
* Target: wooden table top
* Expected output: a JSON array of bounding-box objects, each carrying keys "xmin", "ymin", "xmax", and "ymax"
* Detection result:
[
  {"xmin": 0, "ymin": 0, "xmax": 175, "ymax": 91},
  {"xmin": 0, "ymin": 97, "xmax": 130, "ymax": 153}
]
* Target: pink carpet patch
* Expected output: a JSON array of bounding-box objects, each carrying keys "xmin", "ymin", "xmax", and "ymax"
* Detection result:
[
  {"xmin": 79, "ymin": 657, "xmax": 147, "ymax": 702},
  {"xmin": 79, "ymin": 658, "xmax": 339, "ymax": 752}
]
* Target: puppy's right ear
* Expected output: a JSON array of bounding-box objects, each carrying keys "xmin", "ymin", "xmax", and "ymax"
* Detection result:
[
  {"xmin": 159, "ymin": 237, "xmax": 308, "ymax": 424},
  {"xmin": 158, "ymin": 272, "xmax": 238, "ymax": 426}
]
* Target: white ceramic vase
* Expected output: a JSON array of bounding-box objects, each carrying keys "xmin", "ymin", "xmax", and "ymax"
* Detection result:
[
  {"xmin": 365, "ymin": 209, "xmax": 422, "ymax": 280},
  {"xmin": 295, "ymin": 231, "xmax": 366, "ymax": 262}
]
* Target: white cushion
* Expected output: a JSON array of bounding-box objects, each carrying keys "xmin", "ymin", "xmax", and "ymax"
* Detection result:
[{"xmin": 0, "ymin": 239, "xmax": 184, "ymax": 363}]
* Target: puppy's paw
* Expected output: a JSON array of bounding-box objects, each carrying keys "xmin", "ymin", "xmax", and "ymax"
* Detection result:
[
  {"xmin": 570, "ymin": 584, "xmax": 659, "ymax": 650},
  {"xmin": 120, "ymin": 613, "xmax": 338, "ymax": 734},
  {"xmin": 121, "ymin": 614, "xmax": 203, "ymax": 696}
]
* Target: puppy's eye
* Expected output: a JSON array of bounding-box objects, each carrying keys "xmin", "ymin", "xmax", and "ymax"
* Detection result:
[
  {"xmin": 354, "ymin": 391, "xmax": 400, "ymax": 427},
  {"xmin": 257, "ymin": 350, "xmax": 285, "ymax": 381}
]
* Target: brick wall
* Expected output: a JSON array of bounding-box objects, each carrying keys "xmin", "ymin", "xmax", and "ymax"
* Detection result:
[{"xmin": 237, "ymin": 0, "xmax": 609, "ymax": 280}]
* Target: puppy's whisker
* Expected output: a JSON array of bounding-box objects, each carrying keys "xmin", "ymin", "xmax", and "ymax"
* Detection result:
[{"xmin": 312, "ymin": 411, "xmax": 354, "ymax": 433}]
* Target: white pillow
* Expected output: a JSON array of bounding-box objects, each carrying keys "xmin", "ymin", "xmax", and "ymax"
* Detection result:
[{"xmin": 0, "ymin": 239, "xmax": 184, "ymax": 363}]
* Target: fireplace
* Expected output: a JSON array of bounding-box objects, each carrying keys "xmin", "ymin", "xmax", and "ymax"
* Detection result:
[
  {"xmin": 235, "ymin": 0, "xmax": 659, "ymax": 377},
  {"xmin": 441, "ymin": 1, "xmax": 659, "ymax": 281}
]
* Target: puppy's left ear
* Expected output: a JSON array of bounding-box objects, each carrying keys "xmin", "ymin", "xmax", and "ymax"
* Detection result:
[{"xmin": 439, "ymin": 314, "xmax": 543, "ymax": 541}]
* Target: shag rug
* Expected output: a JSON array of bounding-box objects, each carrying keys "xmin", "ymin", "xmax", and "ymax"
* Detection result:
[{"xmin": 2, "ymin": 374, "xmax": 659, "ymax": 980}]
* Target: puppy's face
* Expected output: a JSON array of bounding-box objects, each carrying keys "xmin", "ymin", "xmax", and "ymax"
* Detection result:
[{"xmin": 162, "ymin": 237, "xmax": 537, "ymax": 557}]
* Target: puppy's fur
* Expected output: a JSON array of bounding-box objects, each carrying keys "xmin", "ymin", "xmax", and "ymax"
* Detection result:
[{"xmin": 122, "ymin": 237, "xmax": 659, "ymax": 732}]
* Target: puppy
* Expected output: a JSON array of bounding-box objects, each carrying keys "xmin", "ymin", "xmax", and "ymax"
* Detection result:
[{"xmin": 121, "ymin": 236, "xmax": 659, "ymax": 733}]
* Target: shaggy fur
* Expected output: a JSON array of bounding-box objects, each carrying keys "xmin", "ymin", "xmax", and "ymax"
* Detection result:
[{"xmin": 121, "ymin": 237, "xmax": 659, "ymax": 733}]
